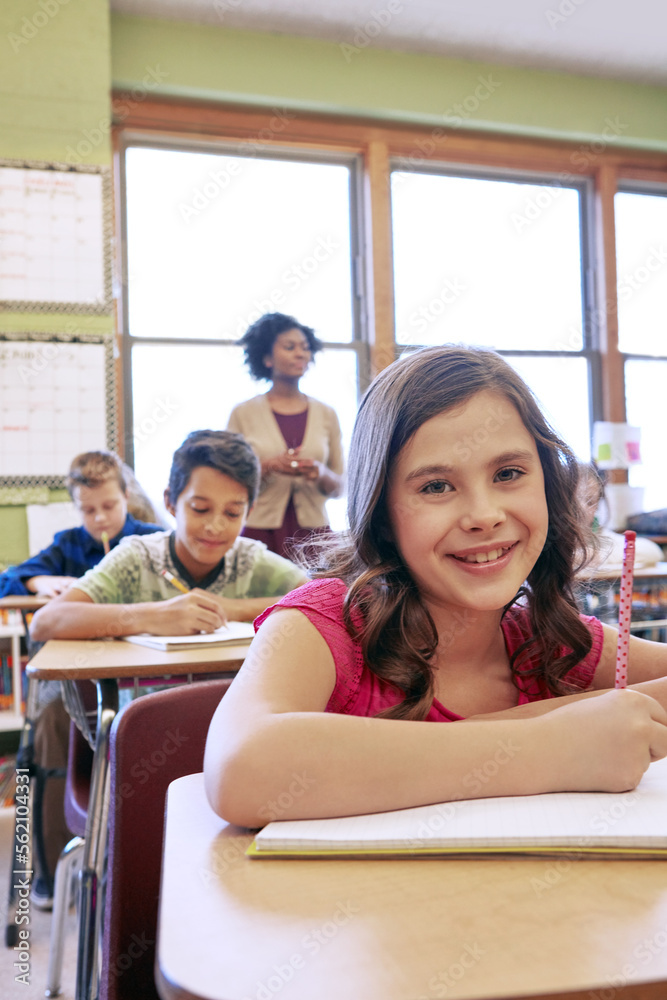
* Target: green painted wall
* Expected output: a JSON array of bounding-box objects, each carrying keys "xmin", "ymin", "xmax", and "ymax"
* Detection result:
[
  {"xmin": 0, "ymin": 0, "xmax": 112, "ymax": 565},
  {"xmin": 0, "ymin": 0, "xmax": 112, "ymax": 165},
  {"xmin": 111, "ymin": 14, "xmax": 667, "ymax": 151}
]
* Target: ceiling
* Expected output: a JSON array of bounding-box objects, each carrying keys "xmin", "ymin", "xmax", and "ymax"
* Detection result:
[{"xmin": 111, "ymin": 0, "xmax": 667, "ymax": 86}]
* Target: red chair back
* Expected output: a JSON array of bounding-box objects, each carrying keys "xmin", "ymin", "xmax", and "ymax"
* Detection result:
[
  {"xmin": 100, "ymin": 678, "xmax": 232, "ymax": 1000},
  {"xmin": 63, "ymin": 722, "xmax": 93, "ymax": 838}
]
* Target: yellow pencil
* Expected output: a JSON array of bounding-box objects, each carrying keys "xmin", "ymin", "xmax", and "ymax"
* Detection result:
[
  {"xmin": 162, "ymin": 569, "xmax": 189, "ymax": 594},
  {"xmin": 101, "ymin": 531, "xmax": 110, "ymax": 555}
]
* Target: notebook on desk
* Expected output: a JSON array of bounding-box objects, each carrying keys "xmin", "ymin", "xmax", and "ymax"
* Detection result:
[
  {"xmin": 123, "ymin": 620, "xmax": 255, "ymax": 651},
  {"xmin": 248, "ymin": 756, "xmax": 667, "ymax": 860}
]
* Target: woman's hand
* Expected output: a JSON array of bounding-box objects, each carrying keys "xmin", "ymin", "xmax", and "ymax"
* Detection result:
[
  {"xmin": 294, "ymin": 458, "xmax": 322, "ymax": 481},
  {"xmin": 544, "ymin": 688, "xmax": 667, "ymax": 793},
  {"xmin": 263, "ymin": 449, "xmax": 341, "ymax": 494},
  {"xmin": 146, "ymin": 589, "xmax": 227, "ymax": 635},
  {"xmin": 263, "ymin": 448, "xmax": 308, "ymax": 477}
]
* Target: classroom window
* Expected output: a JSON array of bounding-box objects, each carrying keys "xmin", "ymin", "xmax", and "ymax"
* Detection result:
[
  {"xmin": 391, "ymin": 168, "xmax": 592, "ymax": 459},
  {"xmin": 616, "ymin": 187, "xmax": 667, "ymax": 512},
  {"xmin": 615, "ymin": 189, "xmax": 667, "ymax": 356},
  {"xmin": 121, "ymin": 143, "xmax": 363, "ymax": 526},
  {"xmin": 625, "ymin": 360, "xmax": 667, "ymax": 512}
]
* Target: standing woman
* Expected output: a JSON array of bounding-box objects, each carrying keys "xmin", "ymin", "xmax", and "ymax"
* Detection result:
[{"xmin": 227, "ymin": 312, "xmax": 344, "ymax": 558}]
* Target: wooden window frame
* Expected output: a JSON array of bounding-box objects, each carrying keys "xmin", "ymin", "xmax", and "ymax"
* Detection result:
[{"xmin": 111, "ymin": 93, "xmax": 667, "ymax": 460}]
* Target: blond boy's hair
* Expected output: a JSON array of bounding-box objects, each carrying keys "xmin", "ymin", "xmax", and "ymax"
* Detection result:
[
  {"xmin": 66, "ymin": 451, "xmax": 126, "ymax": 497},
  {"xmin": 66, "ymin": 451, "xmax": 161, "ymax": 525}
]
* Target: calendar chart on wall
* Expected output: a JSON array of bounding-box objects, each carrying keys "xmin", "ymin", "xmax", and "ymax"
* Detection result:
[
  {"xmin": 0, "ymin": 161, "xmax": 111, "ymax": 313},
  {"xmin": 0, "ymin": 338, "xmax": 115, "ymax": 486}
]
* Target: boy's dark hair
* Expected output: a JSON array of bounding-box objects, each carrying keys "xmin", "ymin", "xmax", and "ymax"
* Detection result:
[
  {"xmin": 166, "ymin": 430, "xmax": 260, "ymax": 507},
  {"xmin": 238, "ymin": 312, "xmax": 322, "ymax": 381},
  {"xmin": 67, "ymin": 451, "xmax": 127, "ymax": 498},
  {"xmin": 317, "ymin": 345, "xmax": 594, "ymax": 721}
]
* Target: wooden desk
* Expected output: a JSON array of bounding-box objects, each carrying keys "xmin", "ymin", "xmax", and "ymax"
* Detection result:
[
  {"xmin": 26, "ymin": 635, "xmax": 249, "ymax": 681},
  {"xmin": 0, "ymin": 595, "xmax": 49, "ymax": 611},
  {"xmin": 157, "ymin": 773, "xmax": 667, "ymax": 1000},
  {"xmin": 26, "ymin": 638, "xmax": 249, "ymax": 1000}
]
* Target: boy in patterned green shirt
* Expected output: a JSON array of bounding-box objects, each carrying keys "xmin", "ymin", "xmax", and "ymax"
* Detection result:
[{"xmin": 31, "ymin": 430, "xmax": 307, "ymax": 641}]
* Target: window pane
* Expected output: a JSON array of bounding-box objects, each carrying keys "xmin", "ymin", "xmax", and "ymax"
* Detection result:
[
  {"xmin": 391, "ymin": 172, "xmax": 584, "ymax": 351},
  {"xmin": 615, "ymin": 191, "xmax": 667, "ymax": 355},
  {"xmin": 626, "ymin": 359, "xmax": 667, "ymax": 511},
  {"xmin": 131, "ymin": 343, "xmax": 255, "ymax": 519},
  {"xmin": 131, "ymin": 342, "xmax": 353, "ymax": 530},
  {"xmin": 507, "ymin": 356, "xmax": 591, "ymax": 461},
  {"xmin": 125, "ymin": 147, "xmax": 354, "ymax": 342},
  {"xmin": 300, "ymin": 349, "xmax": 358, "ymax": 530}
]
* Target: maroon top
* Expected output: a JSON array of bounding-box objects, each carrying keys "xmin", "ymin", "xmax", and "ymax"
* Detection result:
[{"xmin": 243, "ymin": 409, "xmax": 310, "ymax": 559}]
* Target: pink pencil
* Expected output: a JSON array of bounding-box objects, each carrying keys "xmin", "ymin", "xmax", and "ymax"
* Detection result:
[{"xmin": 615, "ymin": 530, "xmax": 636, "ymax": 689}]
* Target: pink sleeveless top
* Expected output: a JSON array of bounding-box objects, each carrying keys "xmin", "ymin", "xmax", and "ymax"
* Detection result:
[{"xmin": 254, "ymin": 578, "xmax": 605, "ymax": 721}]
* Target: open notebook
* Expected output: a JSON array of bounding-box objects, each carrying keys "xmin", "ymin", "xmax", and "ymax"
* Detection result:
[
  {"xmin": 248, "ymin": 756, "xmax": 667, "ymax": 860},
  {"xmin": 123, "ymin": 620, "xmax": 255, "ymax": 651}
]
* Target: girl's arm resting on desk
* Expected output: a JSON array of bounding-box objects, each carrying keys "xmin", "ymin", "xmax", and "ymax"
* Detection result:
[
  {"xmin": 29, "ymin": 586, "xmax": 227, "ymax": 640},
  {"xmin": 203, "ymin": 609, "xmax": 667, "ymax": 828}
]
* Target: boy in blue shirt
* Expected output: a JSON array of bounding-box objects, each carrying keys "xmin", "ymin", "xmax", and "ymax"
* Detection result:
[
  {"xmin": 0, "ymin": 451, "xmax": 162, "ymax": 598},
  {"xmin": 1, "ymin": 451, "xmax": 162, "ymax": 909}
]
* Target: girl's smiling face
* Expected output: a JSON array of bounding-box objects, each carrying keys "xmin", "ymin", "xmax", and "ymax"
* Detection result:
[
  {"xmin": 386, "ymin": 390, "xmax": 549, "ymax": 622},
  {"xmin": 165, "ymin": 465, "xmax": 249, "ymax": 582}
]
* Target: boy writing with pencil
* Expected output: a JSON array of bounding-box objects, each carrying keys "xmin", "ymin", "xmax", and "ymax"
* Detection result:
[{"xmin": 31, "ymin": 429, "xmax": 308, "ymax": 641}]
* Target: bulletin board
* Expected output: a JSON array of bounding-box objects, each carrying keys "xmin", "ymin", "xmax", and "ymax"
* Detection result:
[
  {"xmin": 0, "ymin": 333, "xmax": 117, "ymax": 489},
  {"xmin": 0, "ymin": 159, "xmax": 112, "ymax": 314}
]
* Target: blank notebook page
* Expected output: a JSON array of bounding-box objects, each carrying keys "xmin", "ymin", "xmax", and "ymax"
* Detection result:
[{"xmin": 253, "ymin": 756, "xmax": 667, "ymax": 852}]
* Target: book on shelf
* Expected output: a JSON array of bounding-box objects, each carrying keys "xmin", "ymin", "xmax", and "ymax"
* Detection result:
[
  {"xmin": 122, "ymin": 620, "xmax": 255, "ymax": 651},
  {"xmin": 247, "ymin": 756, "xmax": 667, "ymax": 860}
]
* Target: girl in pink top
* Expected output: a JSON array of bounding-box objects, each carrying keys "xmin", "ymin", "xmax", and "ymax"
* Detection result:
[{"xmin": 204, "ymin": 346, "xmax": 667, "ymax": 827}]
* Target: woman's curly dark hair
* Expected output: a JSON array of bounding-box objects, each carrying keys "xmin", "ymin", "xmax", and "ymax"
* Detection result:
[
  {"xmin": 238, "ymin": 312, "xmax": 322, "ymax": 381},
  {"xmin": 312, "ymin": 345, "xmax": 595, "ymax": 721}
]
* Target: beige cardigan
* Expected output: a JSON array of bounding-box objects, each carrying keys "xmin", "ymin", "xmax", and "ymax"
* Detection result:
[{"xmin": 227, "ymin": 394, "xmax": 344, "ymax": 529}]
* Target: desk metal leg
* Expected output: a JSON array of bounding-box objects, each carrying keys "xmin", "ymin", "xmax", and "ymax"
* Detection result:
[{"xmin": 74, "ymin": 679, "xmax": 118, "ymax": 1000}]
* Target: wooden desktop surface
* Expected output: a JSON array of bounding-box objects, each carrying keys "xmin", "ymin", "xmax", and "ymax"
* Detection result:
[
  {"xmin": 0, "ymin": 595, "xmax": 49, "ymax": 611},
  {"xmin": 157, "ymin": 773, "xmax": 667, "ymax": 1000},
  {"xmin": 26, "ymin": 636, "xmax": 249, "ymax": 681}
]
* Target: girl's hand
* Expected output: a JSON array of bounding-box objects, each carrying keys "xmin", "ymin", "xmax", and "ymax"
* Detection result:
[
  {"xmin": 149, "ymin": 589, "xmax": 227, "ymax": 635},
  {"xmin": 546, "ymin": 689, "xmax": 667, "ymax": 793}
]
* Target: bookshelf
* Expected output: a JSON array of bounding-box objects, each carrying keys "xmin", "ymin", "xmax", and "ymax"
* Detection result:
[{"xmin": 0, "ymin": 612, "xmax": 25, "ymax": 728}]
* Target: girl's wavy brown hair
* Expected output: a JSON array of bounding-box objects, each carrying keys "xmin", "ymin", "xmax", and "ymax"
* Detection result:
[{"xmin": 315, "ymin": 345, "xmax": 594, "ymax": 720}]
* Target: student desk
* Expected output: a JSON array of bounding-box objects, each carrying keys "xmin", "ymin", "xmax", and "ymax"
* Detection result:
[
  {"xmin": 157, "ymin": 773, "xmax": 667, "ymax": 1000},
  {"xmin": 0, "ymin": 595, "xmax": 49, "ymax": 611},
  {"xmin": 25, "ymin": 638, "xmax": 249, "ymax": 1000}
]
